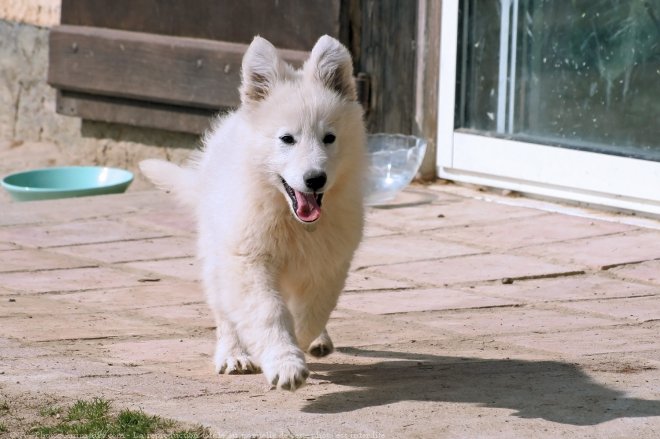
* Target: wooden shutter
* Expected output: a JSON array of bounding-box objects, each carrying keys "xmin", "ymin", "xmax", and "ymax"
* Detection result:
[{"xmin": 48, "ymin": 0, "xmax": 340, "ymax": 134}]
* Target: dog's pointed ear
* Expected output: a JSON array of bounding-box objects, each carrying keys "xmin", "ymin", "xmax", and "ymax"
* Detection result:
[
  {"xmin": 305, "ymin": 35, "xmax": 356, "ymax": 101},
  {"xmin": 240, "ymin": 36, "xmax": 283, "ymax": 105}
]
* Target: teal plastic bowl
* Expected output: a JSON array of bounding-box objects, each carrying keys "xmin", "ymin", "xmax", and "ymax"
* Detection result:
[{"xmin": 1, "ymin": 166, "xmax": 133, "ymax": 202}]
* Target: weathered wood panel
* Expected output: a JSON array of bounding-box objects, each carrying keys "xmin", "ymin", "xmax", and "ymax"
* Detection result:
[
  {"xmin": 57, "ymin": 91, "xmax": 216, "ymax": 135},
  {"xmin": 415, "ymin": 0, "xmax": 442, "ymax": 180},
  {"xmin": 50, "ymin": 1, "xmax": 426, "ymax": 140},
  {"xmin": 49, "ymin": 25, "xmax": 309, "ymax": 110},
  {"xmin": 60, "ymin": 0, "xmax": 340, "ymax": 51},
  {"xmin": 348, "ymin": 0, "xmax": 418, "ymax": 135}
]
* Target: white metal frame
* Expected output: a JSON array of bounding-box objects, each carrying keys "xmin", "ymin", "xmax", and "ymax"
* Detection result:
[{"xmin": 436, "ymin": 0, "xmax": 660, "ymax": 216}]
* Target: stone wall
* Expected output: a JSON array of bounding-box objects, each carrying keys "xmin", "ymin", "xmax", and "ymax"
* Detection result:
[{"xmin": 0, "ymin": 10, "xmax": 198, "ymax": 193}]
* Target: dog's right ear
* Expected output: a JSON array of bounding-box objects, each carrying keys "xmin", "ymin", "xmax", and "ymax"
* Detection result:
[{"xmin": 240, "ymin": 36, "xmax": 283, "ymax": 105}]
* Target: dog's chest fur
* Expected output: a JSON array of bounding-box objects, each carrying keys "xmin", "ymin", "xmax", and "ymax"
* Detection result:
[{"xmin": 225, "ymin": 188, "xmax": 360, "ymax": 299}]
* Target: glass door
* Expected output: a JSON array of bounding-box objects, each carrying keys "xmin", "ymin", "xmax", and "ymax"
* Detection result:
[{"xmin": 437, "ymin": 0, "xmax": 660, "ymax": 215}]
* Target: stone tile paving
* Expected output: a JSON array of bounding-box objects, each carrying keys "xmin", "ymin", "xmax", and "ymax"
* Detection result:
[
  {"xmin": 0, "ymin": 266, "xmax": 147, "ymax": 294},
  {"xmin": 52, "ymin": 236, "xmax": 196, "ymax": 264},
  {"xmin": 0, "ymin": 185, "xmax": 659, "ymax": 438},
  {"xmin": 363, "ymin": 253, "xmax": 583, "ymax": 286},
  {"xmin": 440, "ymin": 212, "xmax": 634, "ymax": 250},
  {"xmin": 119, "ymin": 257, "xmax": 200, "ymax": 282},
  {"xmin": 467, "ymin": 274, "xmax": 656, "ymax": 303},
  {"xmin": 519, "ymin": 230, "xmax": 660, "ymax": 270},
  {"xmin": 0, "ymin": 248, "xmax": 95, "ymax": 272},
  {"xmin": 609, "ymin": 259, "xmax": 660, "ymax": 286}
]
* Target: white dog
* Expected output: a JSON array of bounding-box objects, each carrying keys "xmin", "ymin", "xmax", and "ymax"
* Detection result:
[{"xmin": 140, "ymin": 35, "xmax": 366, "ymax": 391}]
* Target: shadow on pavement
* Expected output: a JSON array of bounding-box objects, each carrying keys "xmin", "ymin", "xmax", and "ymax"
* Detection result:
[{"xmin": 304, "ymin": 347, "xmax": 660, "ymax": 425}]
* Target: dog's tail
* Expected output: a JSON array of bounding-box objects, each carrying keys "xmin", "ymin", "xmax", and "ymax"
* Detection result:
[{"xmin": 139, "ymin": 159, "xmax": 198, "ymax": 208}]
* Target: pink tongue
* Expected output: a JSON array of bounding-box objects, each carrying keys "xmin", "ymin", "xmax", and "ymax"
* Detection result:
[{"xmin": 294, "ymin": 190, "xmax": 321, "ymax": 222}]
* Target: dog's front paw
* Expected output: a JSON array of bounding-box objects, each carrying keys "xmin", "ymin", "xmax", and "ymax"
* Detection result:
[
  {"xmin": 215, "ymin": 351, "xmax": 259, "ymax": 375},
  {"xmin": 263, "ymin": 353, "xmax": 309, "ymax": 391},
  {"xmin": 308, "ymin": 331, "xmax": 334, "ymax": 358}
]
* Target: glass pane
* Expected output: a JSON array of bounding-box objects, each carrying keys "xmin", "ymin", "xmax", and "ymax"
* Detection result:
[{"xmin": 457, "ymin": 0, "xmax": 660, "ymax": 161}]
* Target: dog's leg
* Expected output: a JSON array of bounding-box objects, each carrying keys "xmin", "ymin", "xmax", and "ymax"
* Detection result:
[
  {"xmin": 221, "ymin": 258, "xmax": 309, "ymax": 391},
  {"xmin": 308, "ymin": 328, "xmax": 334, "ymax": 358},
  {"xmin": 294, "ymin": 267, "xmax": 347, "ymax": 358},
  {"xmin": 212, "ymin": 310, "xmax": 259, "ymax": 374},
  {"xmin": 296, "ymin": 310, "xmax": 335, "ymax": 357}
]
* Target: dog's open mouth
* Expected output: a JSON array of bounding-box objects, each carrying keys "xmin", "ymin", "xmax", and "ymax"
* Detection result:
[{"xmin": 280, "ymin": 177, "xmax": 324, "ymax": 223}]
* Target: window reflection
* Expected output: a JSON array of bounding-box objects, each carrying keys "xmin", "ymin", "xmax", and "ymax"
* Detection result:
[{"xmin": 457, "ymin": 0, "xmax": 660, "ymax": 161}]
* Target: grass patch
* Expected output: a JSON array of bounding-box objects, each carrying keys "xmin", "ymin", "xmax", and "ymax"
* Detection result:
[
  {"xmin": 164, "ymin": 426, "xmax": 213, "ymax": 439},
  {"xmin": 39, "ymin": 405, "xmax": 63, "ymax": 418},
  {"xmin": 30, "ymin": 398, "xmax": 210, "ymax": 439},
  {"xmin": 0, "ymin": 401, "xmax": 9, "ymax": 433}
]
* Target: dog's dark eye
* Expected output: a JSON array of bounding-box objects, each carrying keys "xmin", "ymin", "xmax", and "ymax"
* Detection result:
[
  {"xmin": 323, "ymin": 133, "xmax": 336, "ymax": 144},
  {"xmin": 279, "ymin": 134, "xmax": 295, "ymax": 145}
]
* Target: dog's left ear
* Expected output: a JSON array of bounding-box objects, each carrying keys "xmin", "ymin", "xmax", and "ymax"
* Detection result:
[{"xmin": 305, "ymin": 35, "xmax": 356, "ymax": 101}]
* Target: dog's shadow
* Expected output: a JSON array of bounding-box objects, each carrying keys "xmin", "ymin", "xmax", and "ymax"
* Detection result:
[{"xmin": 305, "ymin": 347, "xmax": 660, "ymax": 425}]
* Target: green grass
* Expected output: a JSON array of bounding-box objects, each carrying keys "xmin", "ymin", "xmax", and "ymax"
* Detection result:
[
  {"xmin": 0, "ymin": 401, "xmax": 8, "ymax": 433},
  {"xmin": 166, "ymin": 427, "xmax": 214, "ymax": 439},
  {"xmin": 29, "ymin": 398, "xmax": 210, "ymax": 439},
  {"xmin": 38, "ymin": 405, "xmax": 63, "ymax": 417}
]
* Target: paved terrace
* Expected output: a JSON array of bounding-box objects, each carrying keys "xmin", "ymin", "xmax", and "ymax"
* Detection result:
[{"xmin": 1, "ymin": 185, "xmax": 659, "ymax": 438}]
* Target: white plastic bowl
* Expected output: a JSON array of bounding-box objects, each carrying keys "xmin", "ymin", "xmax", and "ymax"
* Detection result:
[{"xmin": 365, "ymin": 134, "xmax": 427, "ymax": 205}]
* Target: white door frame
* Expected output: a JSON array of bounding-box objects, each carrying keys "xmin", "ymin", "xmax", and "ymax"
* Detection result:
[{"xmin": 436, "ymin": 0, "xmax": 660, "ymax": 216}]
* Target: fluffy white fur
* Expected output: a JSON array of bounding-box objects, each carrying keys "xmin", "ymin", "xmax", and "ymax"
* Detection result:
[{"xmin": 140, "ymin": 35, "xmax": 366, "ymax": 391}]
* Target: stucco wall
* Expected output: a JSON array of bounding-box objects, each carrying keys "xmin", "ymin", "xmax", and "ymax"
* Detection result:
[{"xmin": 0, "ymin": 0, "xmax": 60, "ymax": 27}]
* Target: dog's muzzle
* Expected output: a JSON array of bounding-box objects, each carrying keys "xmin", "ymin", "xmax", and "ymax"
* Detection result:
[{"xmin": 280, "ymin": 177, "xmax": 324, "ymax": 223}]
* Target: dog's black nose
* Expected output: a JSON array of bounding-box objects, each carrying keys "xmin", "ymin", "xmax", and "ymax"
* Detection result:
[{"xmin": 304, "ymin": 171, "xmax": 327, "ymax": 191}]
